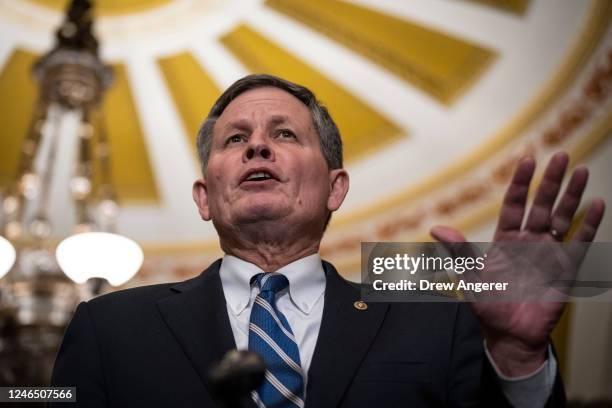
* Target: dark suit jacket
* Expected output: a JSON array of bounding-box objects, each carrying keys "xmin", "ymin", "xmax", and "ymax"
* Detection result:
[{"xmin": 50, "ymin": 259, "xmax": 566, "ymax": 407}]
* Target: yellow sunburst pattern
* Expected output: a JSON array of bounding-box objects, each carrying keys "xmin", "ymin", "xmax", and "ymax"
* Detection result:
[{"xmin": 221, "ymin": 24, "xmax": 405, "ymax": 162}]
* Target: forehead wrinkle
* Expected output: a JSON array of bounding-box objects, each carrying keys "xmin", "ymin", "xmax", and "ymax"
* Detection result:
[
  {"xmin": 222, "ymin": 107, "xmax": 306, "ymax": 129},
  {"xmin": 225, "ymin": 97, "xmax": 289, "ymax": 120},
  {"xmin": 228, "ymin": 91, "xmax": 309, "ymax": 118}
]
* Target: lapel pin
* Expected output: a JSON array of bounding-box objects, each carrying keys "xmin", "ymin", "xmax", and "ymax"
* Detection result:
[{"xmin": 354, "ymin": 300, "xmax": 368, "ymax": 310}]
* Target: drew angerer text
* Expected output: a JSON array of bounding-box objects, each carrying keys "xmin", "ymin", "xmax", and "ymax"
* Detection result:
[{"xmin": 371, "ymin": 279, "xmax": 509, "ymax": 293}]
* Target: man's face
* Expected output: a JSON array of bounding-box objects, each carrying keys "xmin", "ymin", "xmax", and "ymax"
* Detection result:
[{"xmin": 193, "ymin": 87, "xmax": 348, "ymax": 235}]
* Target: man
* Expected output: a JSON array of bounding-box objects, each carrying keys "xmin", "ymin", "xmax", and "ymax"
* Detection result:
[{"xmin": 51, "ymin": 74, "xmax": 605, "ymax": 407}]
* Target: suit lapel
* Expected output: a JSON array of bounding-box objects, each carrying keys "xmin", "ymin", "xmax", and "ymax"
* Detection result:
[
  {"xmin": 306, "ymin": 262, "xmax": 389, "ymax": 407},
  {"xmin": 156, "ymin": 259, "xmax": 257, "ymax": 408}
]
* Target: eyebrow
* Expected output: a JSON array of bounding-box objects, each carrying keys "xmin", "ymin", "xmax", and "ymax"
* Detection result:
[
  {"xmin": 221, "ymin": 115, "xmax": 293, "ymax": 133},
  {"xmin": 267, "ymin": 115, "xmax": 291, "ymax": 127}
]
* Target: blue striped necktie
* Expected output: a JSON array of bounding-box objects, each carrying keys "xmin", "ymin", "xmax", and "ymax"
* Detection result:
[{"xmin": 249, "ymin": 273, "xmax": 305, "ymax": 408}]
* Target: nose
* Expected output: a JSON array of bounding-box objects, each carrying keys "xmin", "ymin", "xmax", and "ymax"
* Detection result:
[{"xmin": 243, "ymin": 135, "xmax": 275, "ymax": 162}]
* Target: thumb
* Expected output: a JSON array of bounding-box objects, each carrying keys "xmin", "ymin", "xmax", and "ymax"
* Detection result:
[
  {"xmin": 430, "ymin": 225, "xmax": 479, "ymax": 261},
  {"xmin": 430, "ymin": 225, "xmax": 467, "ymax": 243},
  {"xmin": 430, "ymin": 225, "xmax": 482, "ymax": 285}
]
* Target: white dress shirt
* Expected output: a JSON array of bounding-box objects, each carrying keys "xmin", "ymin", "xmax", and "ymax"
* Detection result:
[
  {"xmin": 220, "ymin": 253, "xmax": 325, "ymax": 376},
  {"xmin": 219, "ymin": 254, "xmax": 555, "ymax": 407}
]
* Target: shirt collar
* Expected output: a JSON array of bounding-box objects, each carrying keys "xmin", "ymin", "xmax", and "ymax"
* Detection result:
[{"xmin": 219, "ymin": 253, "xmax": 326, "ymax": 316}]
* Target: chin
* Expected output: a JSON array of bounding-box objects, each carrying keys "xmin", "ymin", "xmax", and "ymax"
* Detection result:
[{"xmin": 234, "ymin": 202, "xmax": 292, "ymax": 224}]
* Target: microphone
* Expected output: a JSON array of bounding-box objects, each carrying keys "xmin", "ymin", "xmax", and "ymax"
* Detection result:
[{"xmin": 207, "ymin": 350, "xmax": 266, "ymax": 408}]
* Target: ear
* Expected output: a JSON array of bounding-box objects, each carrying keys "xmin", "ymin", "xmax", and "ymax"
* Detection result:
[
  {"xmin": 192, "ymin": 178, "xmax": 211, "ymax": 221},
  {"xmin": 327, "ymin": 169, "xmax": 349, "ymax": 212}
]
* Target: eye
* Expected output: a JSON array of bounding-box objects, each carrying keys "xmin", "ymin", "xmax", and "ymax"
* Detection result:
[
  {"xmin": 277, "ymin": 129, "xmax": 296, "ymax": 139},
  {"xmin": 226, "ymin": 134, "xmax": 244, "ymax": 145}
]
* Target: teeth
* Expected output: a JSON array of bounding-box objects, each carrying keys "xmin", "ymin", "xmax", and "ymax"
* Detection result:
[{"xmin": 246, "ymin": 171, "xmax": 272, "ymax": 181}]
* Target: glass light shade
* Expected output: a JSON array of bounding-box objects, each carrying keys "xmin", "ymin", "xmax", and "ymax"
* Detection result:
[
  {"xmin": 56, "ymin": 232, "xmax": 143, "ymax": 286},
  {"xmin": 0, "ymin": 235, "xmax": 17, "ymax": 279}
]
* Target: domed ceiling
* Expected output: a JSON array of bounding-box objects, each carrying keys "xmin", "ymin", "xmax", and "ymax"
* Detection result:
[{"xmin": 0, "ymin": 0, "xmax": 611, "ymax": 281}]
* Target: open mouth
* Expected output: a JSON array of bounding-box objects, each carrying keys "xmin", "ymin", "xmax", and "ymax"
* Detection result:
[
  {"xmin": 244, "ymin": 171, "xmax": 275, "ymax": 182},
  {"xmin": 240, "ymin": 168, "xmax": 281, "ymax": 186}
]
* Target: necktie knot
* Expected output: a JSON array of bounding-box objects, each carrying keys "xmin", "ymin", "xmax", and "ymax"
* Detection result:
[{"xmin": 254, "ymin": 272, "xmax": 289, "ymax": 295}]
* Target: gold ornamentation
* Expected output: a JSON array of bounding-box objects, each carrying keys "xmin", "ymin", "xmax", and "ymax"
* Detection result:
[
  {"xmin": 266, "ymin": 0, "xmax": 496, "ymax": 105},
  {"xmin": 331, "ymin": 0, "xmax": 611, "ymax": 228}
]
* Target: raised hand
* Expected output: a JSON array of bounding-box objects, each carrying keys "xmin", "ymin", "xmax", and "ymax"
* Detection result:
[{"xmin": 431, "ymin": 151, "xmax": 605, "ymax": 376}]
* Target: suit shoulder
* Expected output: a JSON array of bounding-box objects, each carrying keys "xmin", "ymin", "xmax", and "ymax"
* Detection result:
[
  {"xmin": 77, "ymin": 276, "xmax": 200, "ymax": 335},
  {"xmin": 87, "ymin": 274, "xmax": 200, "ymax": 310}
]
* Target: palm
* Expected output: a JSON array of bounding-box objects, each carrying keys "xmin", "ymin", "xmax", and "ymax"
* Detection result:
[{"xmin": 472, "ymin": 229, "xmax": 568, "ymax": 349}]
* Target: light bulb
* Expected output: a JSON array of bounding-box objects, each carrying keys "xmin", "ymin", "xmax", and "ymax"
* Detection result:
[
  {"xmin": 70, "ymin": 176, "xmax": 92, "ymax": 200},
  {"xmin": 19, "ymin": 172, "xmax": 40, "ymax": 200},
  {"xmin": 98, "ymin": 199, "xmax": 119, "ymax": 220},
  {"xmin": 5, "ymin": 221, "xmax": 22, "ymax": 240},
  {"xmin": 29, "ymin": 217, "xmax": 52, "ymax": 240},
  {"xmin": 2, "ymin": 195, "xmax": 19, "ymax": 215}
]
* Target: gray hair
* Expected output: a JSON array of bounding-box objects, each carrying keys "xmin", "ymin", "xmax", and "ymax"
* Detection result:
[{"xmin": 196, "ymin": 74, "xmax": 343, "ymax": 175}]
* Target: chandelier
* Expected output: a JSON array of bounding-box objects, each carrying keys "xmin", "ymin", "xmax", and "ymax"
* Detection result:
[{"xmin": 0, "ymin": 0, "xmax": 143, "ymax": 385}]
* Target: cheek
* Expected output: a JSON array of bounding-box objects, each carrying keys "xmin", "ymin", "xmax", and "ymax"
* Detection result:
[
  {"xmin": 296, "ymin": 166, "xmax": 331, "ymax": 205},
  {"xmin": 207, "ymin": 160, "xmax": 233, "ymax": 195}
]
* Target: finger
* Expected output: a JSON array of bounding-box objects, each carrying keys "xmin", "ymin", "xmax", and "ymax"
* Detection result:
[
  {"xmin": 495, "ymin": 156, "xmax": 535, "ymax": 233},
  {"xmin": 550, "ymin": 166, "xmax": 589, "ymax": 237},
  {"xmin": 525, "ymin": 152, "xmax": 569, "ymax": 232},
  {"xmin": 571, "ymin": 198, "xmax": 606, "ymax": 242}
]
